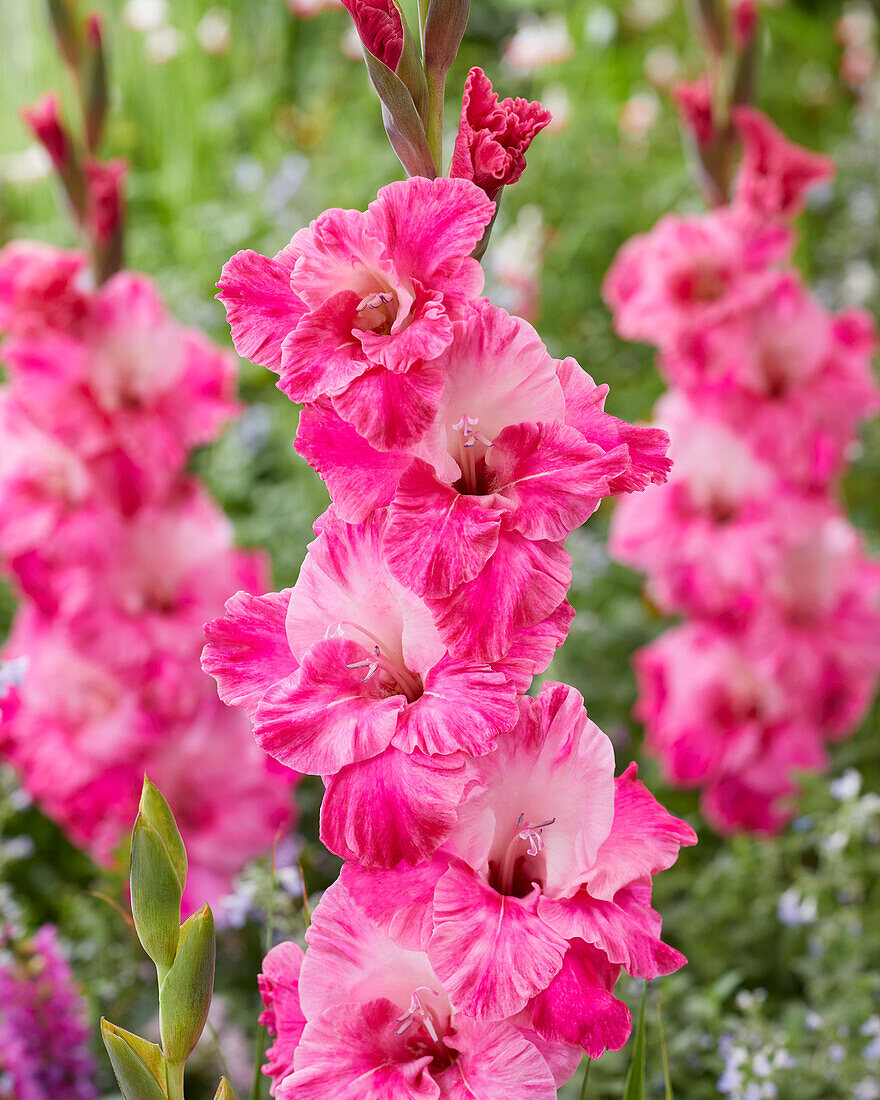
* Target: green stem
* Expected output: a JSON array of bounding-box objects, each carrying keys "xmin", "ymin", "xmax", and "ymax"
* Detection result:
[
  {"xmin": 426, "ymin": 66, "xmax": 445, "ymax": 175},
  {"xmin": 166, "ymin": 1059, "xmax": 185, "ymax": 1100},
  {"xmin": 578, "ymin": 1056, "xmax": 591, "ymax": 1100}
]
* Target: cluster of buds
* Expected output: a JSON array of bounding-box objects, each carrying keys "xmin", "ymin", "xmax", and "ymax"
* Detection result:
[
  {"xmin": 101, "ymin": 779, "xmax": 234, "ymax": 1100},
  {"xmin": 677, "ymin": 0, "xmax": 759, "ymax": 205},
  {"xmin": 26, "ymin": 0, "xmax": 124, "ymax": 282}
]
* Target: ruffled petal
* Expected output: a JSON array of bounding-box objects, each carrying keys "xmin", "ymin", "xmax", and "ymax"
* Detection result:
[
  {"xmin": 427, "ymin": 863, "xmax": 568, "ymax": 1019},
  {"xmin": 202, "ymin": 589, "xmax": 295, "ymax": 720},
  {"xmin": 437, "ymin": 1018, "xmax": 557, "ymax": 1100},
  {"xmin": 278, "ymin": 291, "xmax": 369, "ymax": 403},
  {"xmin": 584, "ymin": 763, "xmax": 697, "ymax": 902},
  {"xmin": 321, "ymin": 748, "xmax": 468, "ymax": 868},
  {"xmin": 253, "ymin": 637, "xmax": 403, "ymax": 774},
  {"xmin": 217, "ymin": 245, "xmax": 306, "ymax": 372},
  {"xmin": 385, "ymin": 458, "xmax": 502, "ymax": 598},
  {"xmin": 392, "ymin": 656, "xmax": 518, "ymax": 756},
  {"xmin": 331, "ymin": 362, "xmax": 445, "ymax": 451},
  {"xmin": 528, "ymin": 940, "xmax": 630, "ymax": 1057},
  {"xmin": 340, "ymin": 854, "xmax": 451, "ymax": 951}
]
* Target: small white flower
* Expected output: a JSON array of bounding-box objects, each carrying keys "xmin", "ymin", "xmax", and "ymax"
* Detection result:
[
  {"xmin": 584, "ymin": 5, "xmax": 617, "ymax": 47},
  {"xmin": 123, "ymin": 0, "xmax": 168, "ymax": 33},
  {"xmin": 828, "ymin": 1042, "xmax": 847, "ymax": 1063},
  {"xmin": 144, "ymin": 25, "xmax": 184, "ymax": 64},
  {"xmin": 196, "ymin": 8, "xmax": 232, "ymax": 56}
]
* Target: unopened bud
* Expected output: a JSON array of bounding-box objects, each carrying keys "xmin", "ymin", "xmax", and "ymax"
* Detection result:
[
  {"xmin": 22, "ymin": 93, "xmax": 74, "ymax": 170},
  {"xmin": 46, "ymin": 0, "xmax": 82, "ymax": 68},
  {"xmin": 159, "ymin": 905, "xmax": 216, "ymax": 1064},
  {"xmin": 138, "ymin": 777, "xmax": 187, "ymax": 891},
  {"xmin": 687, "ymin": 0, "xmax": 726, "ymax": 56},
  {"xmin": 214, "ymin": 1077, "xmax": 236, "ymax": 1100},
  {"xmin": 101, "ymin": 1019, "xmax": 168, "ymax": 1100},
  {"xmin": 424, "ymin": 0, "xmax": 470, "ymax": 78},
  {"xmin": 730, "ymin": 0, "xmax": 758, "ymax": 52},
  {"xmin": 130, "ymin": 815, "xmax": 182, "ymax": 978},
  {"xmin": 83, "ymin": 13, "xmax": 108, "ymax": 152},
  {"xmin": 85, "ymin": 157, "xmax": 127, "ymax": 282}
]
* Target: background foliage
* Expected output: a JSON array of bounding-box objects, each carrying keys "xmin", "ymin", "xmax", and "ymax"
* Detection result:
[{"xmin": 1, "ymin": 1, "xmax": 878, "ymax": 1096}]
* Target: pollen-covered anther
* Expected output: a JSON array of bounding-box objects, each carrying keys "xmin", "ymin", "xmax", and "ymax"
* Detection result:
[
  {"xmin": 394, "ymin": 987, "xmax": 441, "ymax": 1043},
  {"xmin": 356, "ymin": 291, "xmax": 395, "ymax": 313}
]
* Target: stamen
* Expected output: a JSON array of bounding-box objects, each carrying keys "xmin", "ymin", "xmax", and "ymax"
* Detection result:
[
  {"xmin": 334, "ymin": 623, "xmax": 422, "ymax": 699},
  {"xmin": 395, "ymin": 988, "xmax": 441, "ymax": 1043},
  {"xmin": 452, "ymin": 414, "xmax": 493, "ymax": 494},
  {"xmin": 496, "ymin": 814, "xmax": 556, "ymax": 895},
  {"xmin": 357, "ymin": 291, "xmax": 395, "ymax": 312}
]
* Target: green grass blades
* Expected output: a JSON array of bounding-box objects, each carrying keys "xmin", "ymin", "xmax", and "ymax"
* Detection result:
[{"xmin": 623, "ymin": 984, "xmax": 648, "ymax": 1100}]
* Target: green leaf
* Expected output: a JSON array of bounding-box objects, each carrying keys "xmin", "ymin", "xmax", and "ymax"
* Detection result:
[
  {"xmin": 101, "ymin": 1019, "xmax": 169, "ymax": 1100},
  {"xmin": 139, "ymin": 776, "xmax": 188, "ymax": 892},
  {"xmin": 214, "ymin": 1077, "xmax": 236, "ymax": 1100},
  {"xmin": 623, "ymin": 984, "xmax": 648, "ymax": 1100},
  {"xmin": 130, "ymin": 816, "xmax": 183, "ymax": 977},
  {"xmin": 159, "ymin": 904, "xmax": 216, "ymax": 1063},
  {"xmin": 361, "ymin": 50, "xmax": 437, "ymax": 179}
]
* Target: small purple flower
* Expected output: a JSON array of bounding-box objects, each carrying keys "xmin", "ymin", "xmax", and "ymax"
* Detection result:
[{"xmin": 0, "ymin": 925, "xmax": 98, "ymax": 1100}]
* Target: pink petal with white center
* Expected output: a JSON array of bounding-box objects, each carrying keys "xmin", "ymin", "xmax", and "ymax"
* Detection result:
[
  {"xmin": 290, "ymin": 208, "xmax": 381, "ymax": 308},
  {"xmin": 321, "ymin": 748, "xmax": 468, "ymax": 868},
  {"xmin": 539, "ymin": 882, "xmax": 686, "ymax": 980},
  {"xmin": 217, "ymin": 245, "xmax": 306, "ymax": 372},
  {"xmin": 426, "ymin": 533, "xmax": 571, "ymax": 663},
  {"xmin": 253, "ymin": 637, "xmax": 403, "ymax": 774},
  {"xmin": 286, "ymin": 509, "xmax": 445, "ymax": 675},
  {"xmin": 427, "ymin": 863, "xmax": 568, "ymax": 1019},
  {"xmin": 278, "ymin": 291, "xmax": 369, "ymax": 403},
  {"xmin": 202, "ymin": 589, "xmax": 295, "ymax": 720},
  {"xmin": 487, "ymin": 421, "xmax": 624, "ymax": 540},
  {"xmin": 420, "ymin": 301, "xmax": 565, "ymax": 475},
  {"xmin": 299, "ymin": 879, "xmax": 445, "ymax": 1018},
  {"xmin": 367, "ymin": 176, "xmax": 494, "ymax": 290},
  {"xmin": 331, "ymin": 361, "xmax": 445, "ymax": 452},
  {"xmin": 341, "ymin": 854, "xmax": 451, "ymax": 951},
  {"xmin": 448, "ymin": 683, "xmax": 616, "ymax": 896},
  {"xmin": 295, "ymin": 401, "xmax": 409, "ymax": 523},
  {"xmin": 528, "ymin": 940, "xmax": 630, "ymax": 1057},
  {"xmin": 259, "ymin": 941, "xmax": 307, "ymax": 1095},
  {"xmin": 283, "ymin": 1000, "xmax": 439, "ymax": 1100},
  {"xmin": 557, "ymin": 358, "xmax": 672, "ymax": 492},
  {"xmin": 391, "ymin": 656, "xmax": 517, "ymax": 756},
  {"xmin": 436, "ymin": 1018, "xmax": 557, "ymax": 1100},
  {"xmin": 385, "ymin": 458, "xmax": 502, "ymax": 598},
  {"xmin": 584, "ymin": 763, "xmax": 697, "ymax": 902},
  {"xmin": 499, "ymin": 600, "xmax": 575, "ymax": 693}
]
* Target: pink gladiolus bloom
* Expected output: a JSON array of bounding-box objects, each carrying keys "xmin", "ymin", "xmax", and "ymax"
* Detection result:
[
  {"xmin": 602, "ymin": 208, "xmax": 790, "ymax": 349},
  {"xmin": 296, "ymin": 300, "xmax": 666, "ymax": 662},
  {"xmin": 635, "ymin": 623, "xmax": 830, "ymax": 834},
  {"xmin": 667, "ymin": 275, "xmax": 880, "ymax": 486},
  {"xmin": 203, "ymin": 507, "xmax": 569, "ymax": 867},
  {"xmin": 732, "ymin": 107, "xmax": 835, "ymax": 221},
  {"xmin": 218, "ymin": 177, "xmax": 494, "ymax": 449},
  {"xmin": 0, "ymin": 242, "xmax": 89, "ymax": 338},
  {"xmin": 4, "ymin": 271, "xmax": 238, "ymax": 504},
  {"xmin": 610, "ymin": 392, "xmax": 797, "ymax": 621},
  {"xmin": 259, "ymin": 880, "xmax": 578, "ymax": 1098},
  {"xmin": 340, "ymin": 0, "xmax": 402, "ymax": 70},
  {"xmin": 450, "ymin": 68, "xmax": 552, "ymax": 203},
  {"xmin": 342, "ymin": 683, "xmax": 695, "ymax": 1054}
]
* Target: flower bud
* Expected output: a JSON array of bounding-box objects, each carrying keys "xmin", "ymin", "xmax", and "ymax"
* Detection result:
[
  {"xmin": 686, "ymin": 0, "xmax": 726, "ymax": 56},
  {"xmin": 214, "ymin": 1077, "xmax": 236, "ymax": 1100},
  {"xmin": 130, "ymin": 816, "xmax": 183, "ymax": 978},
  {"xmin": 138, "ymin": 777, "xmax": 187, "ymax": 890},
  {"xmin": 159, "ymin": 905, "xmax": 216, "ymax": 1064},
  {"xmin": 82, "ymin": 13, "xmax": 108, "ymax": 153},
  {"xmin": 86, "ymin": 158, "xmax": 127, "ymax": 283},
  {"xmin": 101, "ymin": 1019, "xmax": 168, "ymax": 1100},
  {"xmin": 21, "ymin": 93, "xmax": 74, "ymax": 170},
  {"xmin": 342, "ymin": 0, "xmax": 434, "ymax": 177},
  {"xmin": 46, "ymin": 0, "xmax": 82, "ymax": 68},
  {"xmin": 423, "ymin": 0, "xmax": 470, "ymax": 79},
  {"xmin": 730, "ymin": 0, "xmax": 758, "ymax": 52}
]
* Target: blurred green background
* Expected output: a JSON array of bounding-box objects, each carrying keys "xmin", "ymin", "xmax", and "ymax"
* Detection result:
[{"xmin": 1, "ymin": 1, "xmax": 879, "ymax": 1097}]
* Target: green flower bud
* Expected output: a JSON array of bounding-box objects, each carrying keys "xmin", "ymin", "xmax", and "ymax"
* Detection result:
[
  {"xmin": 139, "ymin": 776, "xmax": 187, "ymax": 892},
  {"xmin": 101, "ymin": 1019, "xmax": 168, "ymax": 1100},
  {"xmin": 214, "ymin": 1077, "xmax": 236, "ymax": 1100},
  {"xmin": 130, "ymin": 815, "xmax": 183, "ymax": 978},
  {"xmin": 159, "ymin": 905, "xmax": 216, "ymax": 1064},
  {"xmin": 46, "ymin": 0, "xmax": 81, "ymax": 68}
]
